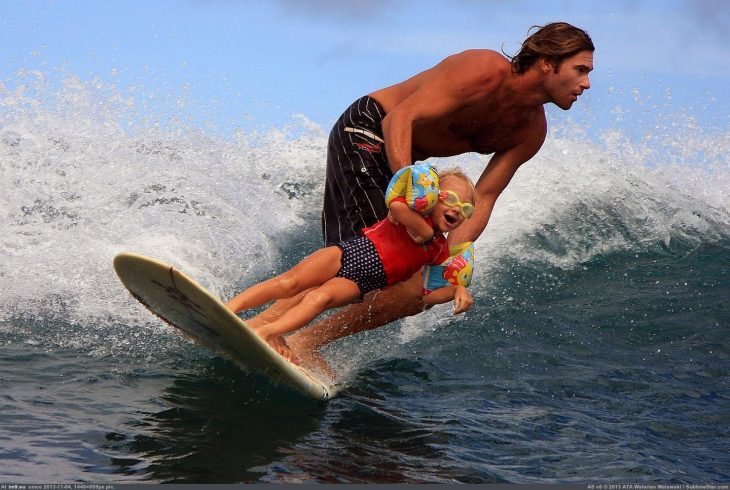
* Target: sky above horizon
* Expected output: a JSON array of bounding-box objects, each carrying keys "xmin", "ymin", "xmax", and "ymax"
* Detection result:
[{"xmin": 2, "ymin": 0, "xmax": 729, "ymax": 140}]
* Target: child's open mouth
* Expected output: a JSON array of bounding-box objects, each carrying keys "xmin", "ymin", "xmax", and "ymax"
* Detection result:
[{"xmin": 444, "ymin": 213, "xmax": 458, "ymax": 226}]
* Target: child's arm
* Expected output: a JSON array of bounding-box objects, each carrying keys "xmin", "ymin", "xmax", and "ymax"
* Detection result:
[
  {"xmin": 423, "ymin": 285, "xmax": 473, "ymax": 314},
  {"xmin": 389, "ymin": 200, "xmax": 434, "ymax": 243}
]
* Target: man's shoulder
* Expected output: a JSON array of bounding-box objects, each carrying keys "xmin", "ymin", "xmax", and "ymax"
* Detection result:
[
  {"xmin": 452, "ymin": 49, "xmax": 506, "ymax": 60},
  {"xmin": 439, "ymin": 49, "xmax": 511, "ymax": 93},
  {"xmin": 446, "ymin": 49, "xmax": 510, "ymax": 73}
]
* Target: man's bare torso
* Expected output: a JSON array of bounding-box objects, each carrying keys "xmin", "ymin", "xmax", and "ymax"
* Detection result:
[{"xmin": 370, "ymin": 50, "xmax": 545, "ymax": 162}]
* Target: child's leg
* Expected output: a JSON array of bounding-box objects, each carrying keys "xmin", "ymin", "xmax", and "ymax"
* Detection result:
[
  {"xmin": 256, "ymin": 277, "xmax": 361, "ymax": 342},
  {"xmin": 243, "ymin": 289, "xmax": 311, "ymax": 323},
  {"xmin": 225, "ymin": 246, "xmax": 344, "ymax": 313}
]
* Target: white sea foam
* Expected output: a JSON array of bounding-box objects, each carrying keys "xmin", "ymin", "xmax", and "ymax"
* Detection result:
[
  {"xmin": 464, "ymin": 123, "xmax": 730, "ymax": 279},
  {"xmin": 0, "ymin": 73, "xmax": 326, "ymax": 332}
]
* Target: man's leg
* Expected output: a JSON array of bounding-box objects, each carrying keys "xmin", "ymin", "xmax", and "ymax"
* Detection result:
[
  {"xmin": 249, "ymin": 97, "xmax": 391, "ymax": 336},
  {"xmin": 247, "ymin": 96, "xmax": 395, "ymax": 373},
  {"xmin": 285, "ymin": 271, "xmax": 425, "ymax": 368}
]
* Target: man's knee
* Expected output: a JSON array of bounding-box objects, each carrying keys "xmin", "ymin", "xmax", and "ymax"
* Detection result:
[{"xmin": 366, "ymin": 277, "xmax": 424, "ymax": 320}]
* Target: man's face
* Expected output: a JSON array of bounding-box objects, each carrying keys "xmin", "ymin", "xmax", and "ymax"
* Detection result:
[{"xmin": 545, "ymin": 50, "xmax": 593, "ymax": 110}]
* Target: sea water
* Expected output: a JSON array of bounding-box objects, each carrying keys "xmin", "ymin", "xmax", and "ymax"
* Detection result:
[{"xmin": 0, "ymin": 73, "xmax": 728, "ymax": 484}]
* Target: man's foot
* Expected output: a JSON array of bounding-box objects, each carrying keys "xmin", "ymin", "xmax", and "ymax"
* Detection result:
[{"xmin": 287, "ymin": 334, "xmax": 336, "ymax": 381}]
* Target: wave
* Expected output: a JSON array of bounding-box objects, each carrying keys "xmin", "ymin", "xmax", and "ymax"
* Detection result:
[{"xmin": 1, "ymin": 71, "xmax": 728, "ymax": 356}]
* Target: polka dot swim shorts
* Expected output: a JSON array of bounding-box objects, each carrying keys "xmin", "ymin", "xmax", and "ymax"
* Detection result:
[{"xmin": 336, "ymin": 236, "xmax": 388, "ymax": 297}]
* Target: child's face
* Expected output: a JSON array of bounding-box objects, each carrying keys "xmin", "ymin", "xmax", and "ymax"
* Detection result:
[{"xmin": 432, "ymin": 177, "xmax": 474, "ymax": 234}]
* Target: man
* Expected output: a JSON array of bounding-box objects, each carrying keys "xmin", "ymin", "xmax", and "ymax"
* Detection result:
[{"xmin": 249, "ymin": 22, "xmax": 594, "ymax": 370}]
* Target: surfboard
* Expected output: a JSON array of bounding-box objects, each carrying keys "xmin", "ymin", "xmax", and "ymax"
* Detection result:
[{"xmin": 113, "ymin": 252, "xmax": 336, "ymax": 400}]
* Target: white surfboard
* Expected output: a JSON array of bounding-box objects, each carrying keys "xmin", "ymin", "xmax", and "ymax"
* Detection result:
[{"xmin": 113, "ymin": 252, "xmax": 336, "ymax": 400}]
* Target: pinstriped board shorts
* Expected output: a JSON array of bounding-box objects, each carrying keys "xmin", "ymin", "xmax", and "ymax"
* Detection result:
[{"xmin": 322, "ymin": 96, "xmax": 392, "ymax": 246}]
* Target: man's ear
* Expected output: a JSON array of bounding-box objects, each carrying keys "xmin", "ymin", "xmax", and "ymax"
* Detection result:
[{"xmin": 539, "ymin": 56, "xmax": 558, "ymax": 74}]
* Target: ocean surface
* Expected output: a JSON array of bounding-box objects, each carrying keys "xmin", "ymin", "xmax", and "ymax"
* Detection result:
[{"xmin": 1, "ymin": 75, "xmax": 729, "ymax": 484}]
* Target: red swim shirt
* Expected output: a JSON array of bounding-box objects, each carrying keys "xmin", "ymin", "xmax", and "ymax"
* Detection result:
[{"xmin": 362, "ymin": 216, "xmax": 450, "ymax": 286}]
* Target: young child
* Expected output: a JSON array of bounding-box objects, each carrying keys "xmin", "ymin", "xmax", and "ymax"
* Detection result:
[{"xmin": 226, "ymin": 166, "xmax": 476, "ymax": 361}]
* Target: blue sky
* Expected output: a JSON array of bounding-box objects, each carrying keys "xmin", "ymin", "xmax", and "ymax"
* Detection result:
[{"xmin": 2, "ymin": 0, "xmax": 729, "ymax": 137}]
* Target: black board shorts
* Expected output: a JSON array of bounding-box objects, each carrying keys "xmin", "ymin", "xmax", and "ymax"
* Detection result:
[{"xmin": 322, "ymin": 96, "xmax": 392, "ymax": 246}]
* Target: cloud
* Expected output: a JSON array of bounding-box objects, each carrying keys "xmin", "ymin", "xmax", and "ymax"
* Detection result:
[
  {"xmin": 684, "ymin": 0, "xmax": 730, "ymax": 43},
  {"xmin": 275, "ymin": 0, "xmax": 393, "ymax": 20}
]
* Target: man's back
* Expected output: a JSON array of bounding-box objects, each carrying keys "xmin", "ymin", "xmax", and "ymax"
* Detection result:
[{"xmin": 370, "ymin": 49, "xmax": 546, "ymax": 162}]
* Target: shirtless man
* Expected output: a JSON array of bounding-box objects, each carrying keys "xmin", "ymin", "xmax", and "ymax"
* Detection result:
[{"xmin": 248, "ymin": 22, "xmax": 594, "ymax": 370}]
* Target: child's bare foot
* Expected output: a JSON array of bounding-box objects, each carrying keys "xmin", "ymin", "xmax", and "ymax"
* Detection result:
[
  {"xmin": 268, "ymin": 335, "xmax": 301, "ymax": 365},
  {"xmin": 250, "ymin": 324, "xmax": 301, "ymax": 365},
  {"xmin": 247, "ymin": 321, "xmax": 335, "ymax": 380}
]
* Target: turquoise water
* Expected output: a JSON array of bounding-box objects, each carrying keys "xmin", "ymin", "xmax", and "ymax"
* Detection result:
[{"xmin": 1, "ymin": 75, "xmax": 728, "ymax": 484}]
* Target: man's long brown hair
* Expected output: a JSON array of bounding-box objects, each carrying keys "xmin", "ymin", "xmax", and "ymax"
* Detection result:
[{"xmin": 510, "ymin": 22, "xmax": 594, "ymax": 74}]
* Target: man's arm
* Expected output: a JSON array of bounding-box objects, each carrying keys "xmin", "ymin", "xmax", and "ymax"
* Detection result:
[{"xmin": 448, "ymin": 130, "xmax": 546, "ymax": 245}]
